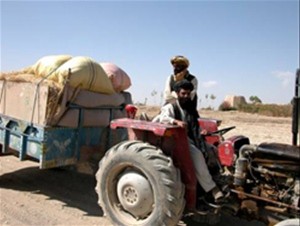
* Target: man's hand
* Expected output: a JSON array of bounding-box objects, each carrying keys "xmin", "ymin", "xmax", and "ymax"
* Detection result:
[
  {"xmin": 174, "ymin": 120, "xmax": 187, "ymax": 128},
  {"xmin": 200, "ymin": 129, "xmax": 208, "ymax": 135}
]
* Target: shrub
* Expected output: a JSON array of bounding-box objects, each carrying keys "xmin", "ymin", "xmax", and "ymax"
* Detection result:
[{"xmin": 238, "ymin": 103, "xmax": 292, "ymax": 117}]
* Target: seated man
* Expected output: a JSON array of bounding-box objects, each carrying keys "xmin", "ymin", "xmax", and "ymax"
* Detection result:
[{"xmin": 152, "ymin": 80, "xmax": 223, "ymax": 202}]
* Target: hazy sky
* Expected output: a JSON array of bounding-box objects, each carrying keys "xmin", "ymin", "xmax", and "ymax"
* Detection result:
[{"xmin": 1, "ymin": 0, "xmax": 299, "ymax": 108}]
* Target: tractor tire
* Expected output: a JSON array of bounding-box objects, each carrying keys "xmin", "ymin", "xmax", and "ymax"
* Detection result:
[
  {"xmin": 95, "ymin": 140, "xmax": 185, "ymax": 226},
  {"xmin": 274, "ymin": 218, "xmax": 300, "ymax": 226}
]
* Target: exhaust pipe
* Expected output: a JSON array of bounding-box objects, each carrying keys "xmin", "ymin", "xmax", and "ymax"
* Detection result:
[
  {"xmin": 233, "ymin": 144, "xmax": 257, "ymax": 186},
  {"xmin": 292, "ymin": 68, "xmax": 300, "ymax": 146}
]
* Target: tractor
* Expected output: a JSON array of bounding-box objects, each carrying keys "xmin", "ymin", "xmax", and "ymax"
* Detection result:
[{"xmin": 95, "ymin": 69, "xmax": 300, "ymax": 226}]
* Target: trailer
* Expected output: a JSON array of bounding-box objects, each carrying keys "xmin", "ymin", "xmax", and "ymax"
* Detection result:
[{"xmin": 0, "ymin": 80, "xmax": 130, "ymax": 172}]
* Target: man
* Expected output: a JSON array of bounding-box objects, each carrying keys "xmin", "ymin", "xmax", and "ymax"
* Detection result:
[
  {"xmin": 153, "ymin": 80, "xmax": 223, "ymax": 202},
  {"xmin": 163, "ymin": 55, "xmax": 198, "ymax": 110}
]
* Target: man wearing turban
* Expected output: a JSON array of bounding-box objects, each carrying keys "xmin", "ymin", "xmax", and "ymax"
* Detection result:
[{"xmin": 164, "ymin": 55, "xmax": 198, "ymax": 111}]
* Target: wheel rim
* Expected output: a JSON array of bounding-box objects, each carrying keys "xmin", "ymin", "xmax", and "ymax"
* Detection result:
[{"xmin": 117, "ymin": 171, "xmax": 154, "ymax": 219}]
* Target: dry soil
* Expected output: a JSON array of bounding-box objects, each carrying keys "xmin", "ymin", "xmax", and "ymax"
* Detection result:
[{"xmin": 0, "ymin": 109, "xmax": 294, "ymax": 226}]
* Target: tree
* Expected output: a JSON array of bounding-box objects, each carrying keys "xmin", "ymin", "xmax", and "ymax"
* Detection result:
[
  {"xmin": 160, "ymin": 91, "xmax": 164, "ymax": 106},
  {"xmin": 210, "ymin": 94, "xmax": 216, "ymax": 101},
  {"xmin": 202, "ymin": 94, "xmax": 216, "ymax": 109},
  {"xmin": 151, "ymin": 90, "xmax": 157, "ymax": 97},
  {"xmin": 151, "ymin": 90, "xmax": 158, "ymax": 105},
  {"xmin": 249, "ymin": 96, "xmax": 262, "ymax": 104},
  {"xmin": 204, "ymin": 94, "xmax": 209, "ymax": 108},
  {"xmin": 209, "ymin": 94, "xmax": 216, "ymax": 110}
]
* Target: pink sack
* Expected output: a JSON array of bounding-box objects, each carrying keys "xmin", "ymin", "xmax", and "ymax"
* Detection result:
[{"xmin": 100, "ymin": 62, "xmax": 132, "ymax": 92}]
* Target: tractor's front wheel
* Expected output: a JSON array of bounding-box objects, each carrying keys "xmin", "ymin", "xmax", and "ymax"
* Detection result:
[{"xmin": 95, "ymin": 140, "xmax": 185, "ymax": 226}]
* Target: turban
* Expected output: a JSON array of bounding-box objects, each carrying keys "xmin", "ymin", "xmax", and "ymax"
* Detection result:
[{"xmin": 170, "ymin": 55, "xmax": 189, "ymax": 68}]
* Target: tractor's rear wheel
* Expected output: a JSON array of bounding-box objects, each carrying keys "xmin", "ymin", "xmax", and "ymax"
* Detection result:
[{"xmin": 95, "ymin": 140, "xmax": 185, "ymax": 226}]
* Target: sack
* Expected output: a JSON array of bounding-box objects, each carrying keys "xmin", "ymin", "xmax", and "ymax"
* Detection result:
[
  {"xmin": 54, "ymin": 57, "xmax": 115, "ymax": 94},
  {"xmin": 100, "ymin": 62, "xmax": 131, "ymax": 92},
  {"xmin": 31, "ymin": 55, "xmax": 73, "ymax": 80}
]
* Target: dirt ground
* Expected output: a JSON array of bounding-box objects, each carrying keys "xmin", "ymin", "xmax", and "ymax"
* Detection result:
[
  {"xmin": 137, "ymin": 106, "xmax": 293, "ymax": 145},
  {"xmin": 0, "ymin": 108, "xmax": 295, "ymax": 226}
]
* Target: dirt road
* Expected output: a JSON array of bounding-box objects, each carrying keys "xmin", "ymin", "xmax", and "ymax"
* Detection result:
[
  {"xmin": 0, "ymin": 110, "xmax": 294, "ymax": 226},
  {"xmin": 0, "ymin": 156, "xmax": 265, "ymax": 226}
]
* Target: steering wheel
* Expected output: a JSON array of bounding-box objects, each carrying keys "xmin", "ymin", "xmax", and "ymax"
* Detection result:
[{"xmin": 205, "ymin": 126, "xmax": 236, "ymax": 136}]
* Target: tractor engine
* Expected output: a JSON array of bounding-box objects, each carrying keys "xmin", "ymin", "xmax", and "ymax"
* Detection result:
[{"xmin": 231, "ymin": 143, "xmax": 300, "ymax": 220}]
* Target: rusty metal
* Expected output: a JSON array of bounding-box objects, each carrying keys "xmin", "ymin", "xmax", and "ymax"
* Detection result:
[
  {"xmin": 264, "ymin": 205, "xmax": 287, "ymax": 214},
  {"xmin": 254, "ymin": 158, "xmax": 300, "ymax": 173},
  {"xmin": 256, "ymin": 168, "xmax": 288, "ymax": 178},
  {"xmin": 231, "ymin": 189, "xmax": 300, "ymax": 211},
  {"xmin": 241, "ymin": 200, "xmax": 259, "ymax": 216}
]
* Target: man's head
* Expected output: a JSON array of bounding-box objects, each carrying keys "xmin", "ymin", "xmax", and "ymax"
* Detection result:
[
  {"xmin": 170, "ymin": 55, "xmax": 189, "ymax": 74},
  {"xmin": 174, "ymin": 80, "xmax": 194, "ymax": 109}
]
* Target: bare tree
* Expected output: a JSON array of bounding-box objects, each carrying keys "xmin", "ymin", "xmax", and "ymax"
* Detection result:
[{"xmin": 210, "ymin": 94, "xmax": 216, "ymax": 110}]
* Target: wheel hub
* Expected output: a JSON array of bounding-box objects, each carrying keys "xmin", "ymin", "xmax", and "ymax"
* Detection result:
[{"xmin": 117, "ymin": 171, "xmax": 154, "ymax": 218}]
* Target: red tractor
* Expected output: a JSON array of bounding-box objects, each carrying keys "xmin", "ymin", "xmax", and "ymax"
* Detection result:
[{"xmin": 95, "ymin": 69, "xmax": 300, "ymax": 226}]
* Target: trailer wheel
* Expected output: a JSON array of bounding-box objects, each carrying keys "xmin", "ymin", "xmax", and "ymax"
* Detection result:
[{"xmin": 95, "ymin": 140, "xmax": 185, "ymax": 226}]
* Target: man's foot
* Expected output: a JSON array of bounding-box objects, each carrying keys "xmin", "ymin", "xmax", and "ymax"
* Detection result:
[{"xmin": 211, "ymin": 186, "xmax": 224, "ymax": 203}]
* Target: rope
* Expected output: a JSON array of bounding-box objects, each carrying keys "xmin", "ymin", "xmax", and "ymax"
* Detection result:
[{"xmin": 30, "ymin": 64, "xmax": 70, "ymax": 125}]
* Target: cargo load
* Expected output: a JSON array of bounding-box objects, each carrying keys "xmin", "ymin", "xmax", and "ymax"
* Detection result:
[
  {"xmin": 0, "ymin": 79, "xmax": 131, "ymax": 127},
  {"xmin": 25, "ymin": 55, "xmax": 116, "ymax": 94},
  {"xmin": 100, "ymin": 62, "xmax": 132, "ymax": 92},
  {"xmin": 0, "ymin": 55, "xmax": 133, "ymax": 127},
  {"xmin": 30, "ymin": 54, "xmax": 72, "ymax": 78}
]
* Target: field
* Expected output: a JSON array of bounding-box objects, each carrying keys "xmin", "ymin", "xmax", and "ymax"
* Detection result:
[
  {"xmin": 137, "ymin": 106, "xmax": 293, "ymax": 145},
  {"xmin": 0, "ymin": 108, "xmax": 294, "ymax": 226}
]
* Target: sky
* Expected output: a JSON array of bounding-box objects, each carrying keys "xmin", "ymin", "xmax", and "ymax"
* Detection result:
[{"xmin": 1, "ymin": 0, "xmax": 299, "ymax": 109}]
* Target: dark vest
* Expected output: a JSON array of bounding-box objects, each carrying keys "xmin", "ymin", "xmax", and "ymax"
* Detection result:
[
  {"xmin": 169, "ymin": 73, "xmax": 195, "ymax": 92},
  {"xmin": 172, "ymin": 102, "xmax": 203, "ymax": 150}
]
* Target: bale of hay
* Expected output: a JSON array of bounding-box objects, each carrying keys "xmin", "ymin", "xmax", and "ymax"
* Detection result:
[{"xmin": 224, "ymin": 95, "xmax": 247, "ymax": 108}]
